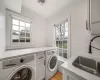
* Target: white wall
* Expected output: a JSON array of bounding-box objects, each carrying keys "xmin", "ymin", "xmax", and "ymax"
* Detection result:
[
  {"xmin": 46, "ymin": 0, "xmax": 100, "ymax": 58},
  {"xmin": 0, "ymin": 0, "xmax": 5, "ymax": 55},
  {"xmin": 21, "ymin": 6, "xmax": 47, "ymax": 47},
  {"xmin": 0, "ymin": 0, "xmax": 47, "ymax": 54}
]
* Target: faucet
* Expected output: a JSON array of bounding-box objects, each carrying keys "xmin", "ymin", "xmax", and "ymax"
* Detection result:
[{"xmin": 88, "ymin": 36, "xmax": 100, "ymax": 54}]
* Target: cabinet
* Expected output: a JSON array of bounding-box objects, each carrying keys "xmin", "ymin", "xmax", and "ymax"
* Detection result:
[
  {"xmin": 36, "ymin": 60, "xmax": 45, "ymax": 80},
  {"xmin": 36, "ymin": 52, "xmax": 45, "ymax": 80},
  {"xmin": 87, "ymin": 0, "xmax": 100, "ymax": 35},
  {"xmin": 4, "ymin": 0, "xmax": 22, "ymax": 13},
  {"xmin": 66, "ymin": 76, "xmax": 74, "ymax": 80},
  {"xmin": 62, "ymin": 69, "xmax": 86, "ymax": 80}
]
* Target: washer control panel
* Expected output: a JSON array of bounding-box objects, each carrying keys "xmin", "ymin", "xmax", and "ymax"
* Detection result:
[{"xmin": 2, "ymin": 54, "xmax": 34, "ymax": 69}]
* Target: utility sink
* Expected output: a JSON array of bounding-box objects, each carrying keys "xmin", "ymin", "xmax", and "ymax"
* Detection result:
[{"xmin": 72, "ymin": 56, "xmax": 100, "ymax": 77}]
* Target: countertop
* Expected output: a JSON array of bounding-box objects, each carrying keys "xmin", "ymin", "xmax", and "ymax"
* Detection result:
[
  {"xmin": 61, "ymin": 56, "xmax": 100, "ymax": 80},
  {"xmin": 0, "ymin": 47, "xmax": 57, "ymax": 61}
]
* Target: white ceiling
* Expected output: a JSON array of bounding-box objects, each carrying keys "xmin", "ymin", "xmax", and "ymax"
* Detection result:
[{"xmin": 22, "ymin": 0, "xmax": 80, "ymax": 18}]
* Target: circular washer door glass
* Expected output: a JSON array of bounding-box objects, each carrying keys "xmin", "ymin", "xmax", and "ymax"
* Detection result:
[
  {"xmin": 11, "ymin": 68, "xmax": 32, "ymax": 80},
  {"xmin": 49, "ymin": 56, "xmax": 57, "ymax": 70}
]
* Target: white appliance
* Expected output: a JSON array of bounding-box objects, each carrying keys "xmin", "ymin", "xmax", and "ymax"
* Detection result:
[
  {"xmin": 0, "ymin": 54, "xmax": 36, "ymax": 80},
  {"xmin": 45, "ymin": 50, "xmax": 58, "ymax": 80},
  {"xmin": 36, "ymin": 52, "xmax": 45, "ymax": 80}
]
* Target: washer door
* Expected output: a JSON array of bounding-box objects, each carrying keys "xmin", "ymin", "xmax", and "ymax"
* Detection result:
[
  {"xmin": 6, "ymin": 65, "xmax": 34, "ymax": 80},
  {"xmin": 48, "ymin": 55, "xmax": 58, "ymax": 72}
]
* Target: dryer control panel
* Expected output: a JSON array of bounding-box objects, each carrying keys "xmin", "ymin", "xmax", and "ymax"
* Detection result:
[{"xmin": 2, "ymin": 54, "xmax": 34, "ymax": 69}]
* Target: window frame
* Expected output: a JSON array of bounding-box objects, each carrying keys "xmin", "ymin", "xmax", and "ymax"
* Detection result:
[
  {"xmin": 6, "ymin": 9, "xmax": 33, "ymax": 50},
  {"xmin": 55, "ymin": 15, "xmax": 71, "ymax": 59},
  {"xmin": 11, "ymin": 17, "xmax": 32, "ymax": 45}
]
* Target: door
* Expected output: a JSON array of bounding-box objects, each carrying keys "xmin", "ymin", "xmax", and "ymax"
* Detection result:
[
  {"xmin": 11, "ymin": 68, "xmax": 32, "ymax": 80},
  {"xmin": 36, "ymin": 60, "xmax": 45, "ymax": 80},
  {"xmin": 6, "ymin": 66, "xmax": 35, "ymax": 80},
  {"xmin": 63, "ymin": 70, "xmax": 86, "ymax": 80},
  {"xmin": 48, "ymin": 55, "xmax": 58, "ymax": 72},
  {"xmin": 36, "ymin": 53, "xmax": 45, "ymax": 80}
]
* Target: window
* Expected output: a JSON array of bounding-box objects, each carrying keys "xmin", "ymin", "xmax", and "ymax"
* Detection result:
[
  {"xmin": 6, "ymin": 9, "xmax": 33, "ymax": 50},
  {"xmin": 12, "ymin": 19, "xmax": 31, "ymax": 43},
  {"xmin": 55, "ymin": 21, "xmax": 69, "ymax": 59}
]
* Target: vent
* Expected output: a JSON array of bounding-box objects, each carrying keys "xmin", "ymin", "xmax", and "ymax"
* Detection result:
[{"xmin": 38, "ymin": 0, "xmax": 45, "ymax": 5}]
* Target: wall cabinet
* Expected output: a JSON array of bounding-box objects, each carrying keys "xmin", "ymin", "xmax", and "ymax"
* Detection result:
[
  {"xmin": 4, "ymin": 0, "xmax": 22, "ymax": 13},
  {"xmin": 87, "ymin": 0, "xmax": 100, "ymax": 35}
]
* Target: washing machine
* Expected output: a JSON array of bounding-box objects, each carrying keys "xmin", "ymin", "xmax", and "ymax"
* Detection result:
[
  {"xmin": 45, "ymin": 49, "xmax": 58, "ymax": 80},
  {"xmin": 0, "ymin": 54, "xmax": 36, "ymax": 80}
]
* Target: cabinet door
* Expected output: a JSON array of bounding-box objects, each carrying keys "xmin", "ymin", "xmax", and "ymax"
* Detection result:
[
  {"xmin": 65, "ymin": 75, "xmax": 86, "ymax": 80},
  {"xmin": 36, "ymin": 60, "xmax": 45, "ymax": 80},
  {"xmin": 88, "ymin": 0, "xmax": 100, "ymax": 35},
  {"xmin": 90, "ymin": 0, "xmax": 100, "ymax": 23},
  {"xmin": 4, "ymin": 0, "xmax": 22, "ymax": 13},
  {"xmin": 67, "ymin": 76, "xmax": 74, "ymax": 80},
  {"xmin": 63, "ymin": 70, "xmax": 86, "ymax": 80}
]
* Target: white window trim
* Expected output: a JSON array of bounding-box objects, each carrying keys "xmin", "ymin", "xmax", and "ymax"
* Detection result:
[
  {"xmin": 11, "ymin": 17, "xmax": 32, "ymax": 45},
  {"xmin": 6, "ymin": 9, "xmax": 33, "ymax": 50},
  {"xmin": 55, "ymin": 14, "xmax": 71, "ymax": 59}
]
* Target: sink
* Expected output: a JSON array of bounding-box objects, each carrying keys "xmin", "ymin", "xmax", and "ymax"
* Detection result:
[{"xmin": 72, "ymin": 56, "xmax": 100, "ymax": 77}]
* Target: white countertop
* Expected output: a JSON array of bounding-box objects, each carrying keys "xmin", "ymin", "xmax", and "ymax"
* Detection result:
[
  {"xmin": 61, "ymin": 56, "xmax": 100, "ymax": 80},
  {"xmin": 0, "ymin": 47, "xmax": 57, "ymax": 60}
]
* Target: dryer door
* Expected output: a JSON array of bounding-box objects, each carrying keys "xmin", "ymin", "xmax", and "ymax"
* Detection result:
[
  {"xmin": 6, "ymin": 65, "xmax": 35, "ymax": 80},
  {"xmin": 48, "ymin": 55, "xmax": 58, "ymax": 72}
]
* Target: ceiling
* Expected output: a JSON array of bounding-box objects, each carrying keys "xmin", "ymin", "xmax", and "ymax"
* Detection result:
[{"xmin": 22, "ymin": 0, "xmax": 81, "ymax": 18}]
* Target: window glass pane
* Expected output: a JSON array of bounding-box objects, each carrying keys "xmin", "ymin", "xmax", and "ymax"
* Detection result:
[
  {"xmin": 20, "ymin": 38, "xmax": 25, "ymax": 42},
  {"xmin": 12, "ymin": 19, "xmax": 19, "ymax": 25},
  {"xmin": 26, "ymin": 28, "xmax": 30, "ymax": 33},
  {"xmin": 65, "ymin": 22, "xmax": 68, "ymax": 39},
  {"xmin": 20, "ymin": 21, "xmax": 25, "ymax": 26},
  {"xmin": 56, "ymin": 41, "xmax": 59, "ymax": 47},
  {"xmin": 20, "ymin": 27, "xmax": 25, "ymax": 32},
  {"xmin": 59, "ymin": 49, "xmax": 63, "ymax": 57},
  {"xmin": 12, "ymin": 32, "xmax": 20, "ymax": 43},
  {"xmin": 61, "ymin": 24, "xmax": 65, "ymax": 32},
  {"xmin": 56, "ymin": 27, "xmax": 60, "ymax": 40},
  {"xmin": 26, "ymin": 38, "xmax": 30, "ymax": 42},
  {"xmin": 26, "ymin": 23, "xmax": 31, "ymax": 28},
  {"xmin": 12, "ymin": 38, "xmax": 19, "ymax": 43},
  {"xmin": 20, "ymin": 32, "xmax": 25, "ymax": 37},
  {"xmin": 65, "ymin": 22, "xmax": 68, "ymax": 28},
  {"xmin": 12, "ymin": 31, "xmax": 20, "ymax": 35},
  {"xmin": 63, "ymin": 49, "xmax": 67, "ymax": 58},
  {"xmin": 26, "ymin": 33, "xmax": 30, "ymax": 37},
  {"xmin": 60, "ymin": 33, "xmax": 64, "ymax": 40},
  {"xmin": 63, "ymin": 41, "xmax": 67, "ymax": 49},
  {"xmin": 64, "ymin": 32, "xmax": 68, "ymax": 39},
  {"xmin": 59, "ymin": 41, "xmax": 63, "ymax": 48},
  {"xmin": 12, "ymin": 25, "xmax": 19, "ymax": 31}
]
